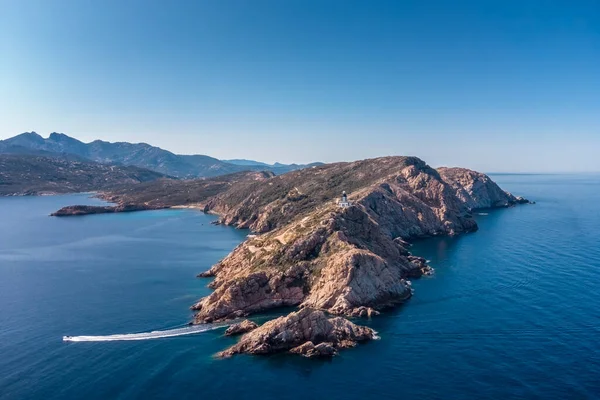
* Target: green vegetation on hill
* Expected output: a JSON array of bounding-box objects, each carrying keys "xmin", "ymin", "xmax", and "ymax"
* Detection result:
[{"xmin": 0, "ymin": 154, "xmax": 166, "ymax": 196}]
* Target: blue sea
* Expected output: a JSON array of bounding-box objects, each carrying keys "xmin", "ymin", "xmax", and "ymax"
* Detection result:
[{"xmin": 1, "ymin": 174, "xmax": 599, "ymax": 399}]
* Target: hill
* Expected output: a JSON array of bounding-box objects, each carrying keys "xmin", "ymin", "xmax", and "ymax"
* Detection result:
[
  {"xmin": 50, "ymin": 155, "xmax": 527, "ymax": 315},
  {"xmin": 0, "ymin": 154, "xmax": 166, "ymax": 196},
  {"xmin": 191, "ymin": 157, "xmax": 527, "ymax": 323}
]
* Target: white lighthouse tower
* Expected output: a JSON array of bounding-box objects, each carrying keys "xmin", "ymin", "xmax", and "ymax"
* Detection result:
[{"xmin": 338, "ymin": 191, "xmax": 351, "ymax": 208}]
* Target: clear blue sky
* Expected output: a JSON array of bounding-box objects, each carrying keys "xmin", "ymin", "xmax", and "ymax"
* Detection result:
[{"xmin": 1, "ymin": 0, "xmax": 598, "ymax": 172}]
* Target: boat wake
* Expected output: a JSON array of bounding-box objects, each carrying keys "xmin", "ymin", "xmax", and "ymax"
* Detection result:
[{"xmin": 63, "ymin": 323, "xmax": 229, "ymax": 342}]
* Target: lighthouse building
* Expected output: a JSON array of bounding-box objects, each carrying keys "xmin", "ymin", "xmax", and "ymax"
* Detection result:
[{"xmin": 338, "ymin": 191, "xmax": 351, "ymax": 208}]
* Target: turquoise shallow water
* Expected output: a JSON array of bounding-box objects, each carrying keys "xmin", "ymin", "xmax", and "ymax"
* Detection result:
[{"xmin": 1, "ymin": 175, "xmax": 599, "ymax": 399}]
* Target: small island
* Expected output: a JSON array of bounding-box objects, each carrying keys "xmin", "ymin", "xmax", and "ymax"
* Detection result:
[{"xmin": 50, "ymin": 156, "xmax": 529, "ymax": 358}]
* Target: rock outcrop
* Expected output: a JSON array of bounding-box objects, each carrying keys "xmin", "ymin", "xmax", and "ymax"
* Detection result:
[
  {"xmin": 289, "ymin": 341, "xmax": 338, "ymax": 357},
  {"xmin": 191, "ymin": 202, "xmax": 421, "ymax": 322},
  {"xmin": 51, "ymin": 204, "xmax": 151, "ymax": 216},
  {"xmin": 224, "ymin": 320, "xmax": 258, "ymax": 336},
  {"xmin": 217, "ymin": 308, "xmax": 375, "ymax": 358},
  {"xmin": 193, "ymin": 157, "xmax": 498, "ymax": 323},
  {"xmin": 202, "ymin": 157, "xmax": 479, "ymax": 235},
  {"xmin": 438, "ymin": 167, "xmax": 529, "ymax": 209}
]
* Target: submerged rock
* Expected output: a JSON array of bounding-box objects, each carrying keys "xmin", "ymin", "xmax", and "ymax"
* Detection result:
[
  {"xmin": 217, "ymin": 308, "xmax": 375, "ymax": 358},
  {"xmin": 290, "ymin": 341, "xmax": 338, "ymax": 358}
]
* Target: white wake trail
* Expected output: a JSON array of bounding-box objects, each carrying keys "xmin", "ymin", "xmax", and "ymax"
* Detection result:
[{"xmin": 63, "ymin": 323, "xmax": 228, "ymax": 342}]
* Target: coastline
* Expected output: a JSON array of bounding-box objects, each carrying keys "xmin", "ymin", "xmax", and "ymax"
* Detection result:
[
  {"xmin": 44, "ymin": 157, "xmax": 531, "ymax": 358},
  {"xmin": 170, "ymin": 204, "xmax": 206, "ymax": 210},
  {"xmin": 3, "ymin": 174, "xmax": 598, "ymax": 399}
]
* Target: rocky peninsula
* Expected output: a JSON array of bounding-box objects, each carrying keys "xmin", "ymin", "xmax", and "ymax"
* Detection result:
[
  {"xmin": 50, "ymin": 156, "xmax": 528, "ymax": 358},
  {"xmin": 51, "ymin": 171, "xmax": 273, "ymax": 216}
]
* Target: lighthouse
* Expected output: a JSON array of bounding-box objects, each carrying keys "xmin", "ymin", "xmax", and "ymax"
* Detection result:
[{"xmin": 339, "ymin": 191, "xmax": 351, "ymax": 208}]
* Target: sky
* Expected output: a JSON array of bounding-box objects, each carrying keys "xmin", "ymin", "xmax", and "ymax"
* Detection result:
[{"xmin": 1, "ymin": 0, "xmax": 599, "ymax": 172}]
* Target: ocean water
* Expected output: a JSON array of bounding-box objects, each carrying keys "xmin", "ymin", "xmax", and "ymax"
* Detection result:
[{"xmin": 1, "ymin": 175, "xmax": 599, "ymax": 399}]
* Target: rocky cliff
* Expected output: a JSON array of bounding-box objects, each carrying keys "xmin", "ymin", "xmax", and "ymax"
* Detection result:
[
  {"xmin": 438, "ymin": 167, "xmax": 528, "ymax": 209},
  {"xmin": 218, "ymin": 308, "xmax": 376, "ymax": 358},
  {"xmin": 191, "ymin": 157, "xmax": 525, "ymax": 328},
  {"xmin": 202, "ymin": 157, "xmax": 477, "ymax": 235}
]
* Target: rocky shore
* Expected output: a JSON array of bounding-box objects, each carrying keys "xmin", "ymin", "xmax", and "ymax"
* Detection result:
[
  {"xmin": 224, "ymin": 320, "xmax": 258, "ymax": 336},
  {"xmin": 51, "ymin": 204, "xmax": 153, "ymax": 216},
  {"xmin": 438, "ymin": 167, "xmax": 529, "ymax": 210},
  {"xmin": 192, "ymin": 158, "xmax": 527, "ymax": 357},
  {"xmin": 49, "ymin": 171, "xmax": 273, "ymax": 216},
  {"xmin": 49, "ymin": 156, "xmax": 528, "ymax": 358},
  {"xmin": 191, "ymin": 157, "xmax": 527, "ymax": 325},
  {"xmin": 218, "ymin": 308, "xmax": 376, "ymax": 358}
]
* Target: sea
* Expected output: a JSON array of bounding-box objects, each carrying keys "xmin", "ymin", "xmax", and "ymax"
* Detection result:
[{"xmin": 1, "ymin": 174, "xmax": 599, "ymax": 399}]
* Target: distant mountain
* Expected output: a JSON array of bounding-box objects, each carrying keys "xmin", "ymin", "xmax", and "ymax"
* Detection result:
[
  {"xmin": 0, "ymin": 132, "xmax": 321, "ymax": 178},
  {"xmin": 223, "ymin": 159, "xmax": 272, "ymax": 167},
  {"xmin": 223, "ymin": 159, "xmax": 324, "ymax": 172},
  {"xmin": 0, "ymin": 154, "xmax": 166, "ymax": 196},
  {"xmin": 0, "ymin": 132, "xmax": 231, "ymax": 178}
]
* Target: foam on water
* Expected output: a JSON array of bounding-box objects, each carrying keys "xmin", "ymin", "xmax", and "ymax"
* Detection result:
[{"xmin": 63, "ymin": 323, "xmax": 228, "ymax": 342}]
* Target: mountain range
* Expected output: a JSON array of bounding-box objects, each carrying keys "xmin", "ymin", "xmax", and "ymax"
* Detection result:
[{"xmin": 0, "ymin": 132, "xmax": 321, "ymax": 178}]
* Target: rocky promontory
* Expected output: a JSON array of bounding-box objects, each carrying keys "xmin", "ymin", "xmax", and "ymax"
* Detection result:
[
  {"xmin": 48, "ymin": 155, "xmax": 528, "ymax": 358},
  {"xmin": 218, "ymin": 308, "xmax": 376, "ymax": 358},
  {"xmin": 192, "ymin": 157, "xmax": 486, "ymax": 323},
  {"xmin": 51, "ymin": 204, "xmax": 152, "ymax": 216},
  {"xmin": 189, "ymin": 158, "xmax": 527, "ymax": 356},
  {"xmin": 49, "ymin": 171, "xmax": 274, "ymax": 216},
  {"xmin": 438, "ymin": 167, "xmax": 529, "ymax": 209}
]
